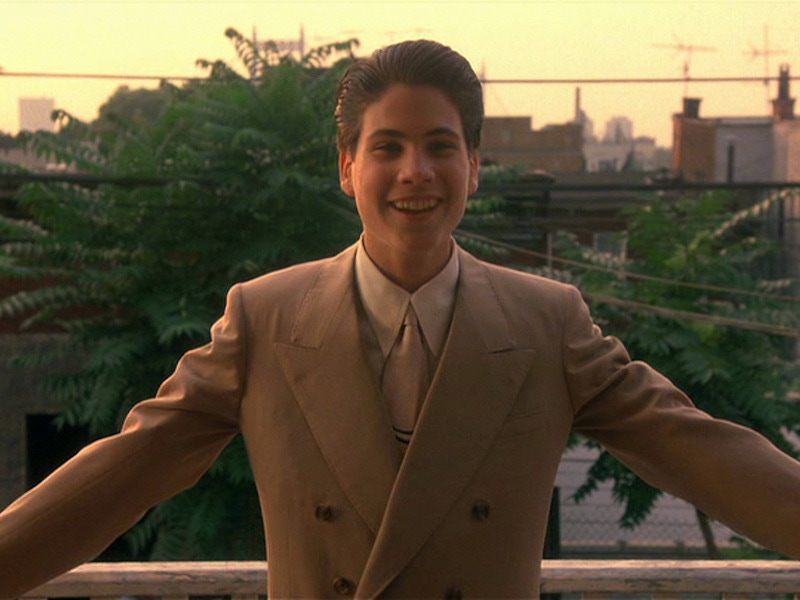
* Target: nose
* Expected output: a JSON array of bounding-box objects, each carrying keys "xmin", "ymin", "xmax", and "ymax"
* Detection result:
[{"xmin": 398, "ymin": 148, "xmax": 434, "ymax": 185}]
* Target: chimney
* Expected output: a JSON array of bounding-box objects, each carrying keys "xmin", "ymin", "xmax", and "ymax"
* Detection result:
[
  {"xmin": 682, "ymin": 97, "xmax": 701, "ymax": 118},
  {"xmin": 772, "ymin": 64, "xmax": 795, "ymax": 122}
]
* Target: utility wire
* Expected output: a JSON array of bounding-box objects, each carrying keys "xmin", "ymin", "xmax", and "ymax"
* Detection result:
[
  {"xmin": 3, "ymin": 71, "xmax": 799, "ymax": 86},
  {"xmin": 587, "ymin": 293, "xmax": 799, "ymax": 338},
  {"xmin": 456, "ymin": 229, "xmax": 800, "ymax": 304},
  {"xmin": 459, "ymin": 229, "xmax": 800, "ymax": 337},
  {"xmin": 482, "ymin": 76, "xmax": 800, "ymax": 85},
  {"xmin": 0, "ymin": 72, "xmax": 199, "ymax": 82}
]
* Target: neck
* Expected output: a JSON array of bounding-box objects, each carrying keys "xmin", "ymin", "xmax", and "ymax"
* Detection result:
[{"xmin": 363, "ymin": 237, "xmax": 452, "ymax": 293}]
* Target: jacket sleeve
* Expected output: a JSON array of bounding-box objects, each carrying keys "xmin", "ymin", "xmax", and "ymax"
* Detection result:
[
  {"xmin": 0, "ymin": 284, "xmax": 248, "ymax": 599},
  {"xmin": 563, "ymin": 285, "xmax": 800, "ymax": 559}
]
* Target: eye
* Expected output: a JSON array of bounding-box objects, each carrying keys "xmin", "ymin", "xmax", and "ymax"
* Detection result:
[
  {"xmin": 372, "ymin": 141, "xmax": 402, "ymax": 156},
  {"xmin": 429, "ymin": 140, "xmax": 459, "ymax": 153}
]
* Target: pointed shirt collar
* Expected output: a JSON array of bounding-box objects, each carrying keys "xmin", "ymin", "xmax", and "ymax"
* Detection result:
[{"xmin": 354, "ymin": 239, "xmax": 459, "ymax": 359}]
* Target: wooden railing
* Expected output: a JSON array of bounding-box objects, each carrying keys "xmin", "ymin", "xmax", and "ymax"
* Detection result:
[{"xmin": 22, "ymin": 560, "xmax": 800, "ymax": 599}]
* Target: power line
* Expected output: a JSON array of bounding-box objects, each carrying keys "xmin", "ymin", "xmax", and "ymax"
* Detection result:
[
  {"xmin": 588, "ymin": 293, "xmax": 799, "ymax": 338},
  {"xmin": 3, "ymin": 71, "xmax": 799, "ymax": 86},
  {"xmin": 455, "ymin": 228, "xmax": 800, "ymax": 304},
  {"xmin": 0, "ymin": 72, "xmax": 200, "ymax": 82},
  {"xmin": 482, "ymin": 76, "xmax": 800, "ymax": 85},
  {"xmin": 459, "ymin": 230, "xmax": 799, "ymax": 337}
]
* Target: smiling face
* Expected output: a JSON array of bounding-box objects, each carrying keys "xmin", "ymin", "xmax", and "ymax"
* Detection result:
[{"xmin": 339, "ymin": 84, "xmax": 479, "ymax": 285}]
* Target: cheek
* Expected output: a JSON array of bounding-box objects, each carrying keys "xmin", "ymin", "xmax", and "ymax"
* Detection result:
[
  {"xmin": 353, "ymin": 194, "xmax": 378, "ymax": 221},
  {"xmin": 354, "ymin": 164, "xmax": 392, "ymax": 197}
]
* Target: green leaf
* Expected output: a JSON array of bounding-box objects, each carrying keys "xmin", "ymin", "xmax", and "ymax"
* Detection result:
[{"xmin": 4, "ymin": 28, "xmax": 359, "ymax": 560}]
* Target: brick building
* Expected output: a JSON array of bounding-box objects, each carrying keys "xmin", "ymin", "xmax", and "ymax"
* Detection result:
[
  {"xmin": 480, "ymin": 116, "xmax": 585, "ymax": 173},
  {"xmin": 672, "ymin": 64, "xmax": 798, "ymax": 183}
]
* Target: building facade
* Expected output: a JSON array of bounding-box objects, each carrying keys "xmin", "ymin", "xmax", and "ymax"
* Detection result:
[
  {"xmin": 18, "ymin": 97, "xmax": 55, "ymax": 133},
  {"xmin": 480, "ymin": 116, "xmax": 585, "ymax": 173},
  {"xmin": 672, "ymin": 65, "xmax": 797, "ymax": 183}
]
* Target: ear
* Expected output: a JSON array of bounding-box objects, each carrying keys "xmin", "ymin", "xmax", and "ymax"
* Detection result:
[
  {"xmin": 339, "ymin": 151, "xmax": 355, "ymax": 197},
  {"xmin": 468, "ymin": 150, "xmax": 480, "ymax": 195}
]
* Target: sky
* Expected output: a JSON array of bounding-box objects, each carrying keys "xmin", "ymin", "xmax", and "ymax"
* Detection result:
[{"xmin": 2, "ymin": 0, "xmax": 800, "ymax": 147}]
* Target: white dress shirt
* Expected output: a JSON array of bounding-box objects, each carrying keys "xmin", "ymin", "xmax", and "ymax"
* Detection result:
[{"xmin": 354, "ymin": 238, "xmax": 460, "ymax": 414}]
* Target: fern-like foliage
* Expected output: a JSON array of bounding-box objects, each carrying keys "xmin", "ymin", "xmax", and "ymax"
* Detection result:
[
  {"xmin": 547, "ymin": 191, "xmax": 800, "ymax": 548},
  {"xmin": 1, "ymin": 29, "xmax": 360, "ymax": 560}
]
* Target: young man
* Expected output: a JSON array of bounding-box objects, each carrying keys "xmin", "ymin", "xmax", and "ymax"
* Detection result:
[{"xmin": 1, "ymin": 40, "xmax": 800, "ymax": 599}]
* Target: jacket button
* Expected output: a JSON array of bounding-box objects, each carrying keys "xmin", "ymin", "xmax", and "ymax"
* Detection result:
[
  {"xmin": 446, "ymin": 586, "xmax": 463, "ymax": 599},
  {"xmin": 315, "ymin": 504, "xmax": 334, "ymax": 521},
  {"xmin": 333, "ymin": 576, "xmax": 355, "ymax": 596},
  {"xmin": 471, "ymin": 500, "xmax": 490, "ymax": 521}
]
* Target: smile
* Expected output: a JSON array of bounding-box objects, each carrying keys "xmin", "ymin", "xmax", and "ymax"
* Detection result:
[{"xmin": 390, "ymin": 197, "xmax": 440, "ymax": 213}]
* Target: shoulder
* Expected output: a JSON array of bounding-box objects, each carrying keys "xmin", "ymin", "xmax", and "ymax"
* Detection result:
[
  {"xmin": 456, "ymin": 247, "xmax": 595, "ymax": 345},
  {"xmin": 237, "ymin": 244, "xmax": 356, "ymax": 302},
  {"xmin": 216, "ymin": 244, "xmax": 357, "ymax": 336},
  {"xmin": 459, "ymin": 248, "xmax": 582, "ymax": 304}
]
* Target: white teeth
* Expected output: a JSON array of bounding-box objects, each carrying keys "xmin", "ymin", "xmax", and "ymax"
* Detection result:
[{"xmin": 392, "ymin": 198, "xmax": 438, "ymax": 212}]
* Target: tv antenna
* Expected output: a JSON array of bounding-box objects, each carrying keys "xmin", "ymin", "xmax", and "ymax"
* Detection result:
[
  {"xmin": 744, "ymin": 25, "xmax": 787, "ymax": 100},
  {"xmin": 653, "ymin": 34, "xmax": 716, "ymax": 95}
]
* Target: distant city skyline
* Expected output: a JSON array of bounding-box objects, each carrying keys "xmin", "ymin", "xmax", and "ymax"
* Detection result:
[{"xmin": 3, "ymin": 1, "xmax": 800, "ymax": 147}]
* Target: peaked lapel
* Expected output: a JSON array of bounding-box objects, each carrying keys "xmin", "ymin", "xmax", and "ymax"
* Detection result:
[
  {"xmin": 356, "ymin": 250, "xmax": 537, "ymax": 599},
  {"xmin": 274, "ymin": 245, "xmax": 402, "ymax": 535}
]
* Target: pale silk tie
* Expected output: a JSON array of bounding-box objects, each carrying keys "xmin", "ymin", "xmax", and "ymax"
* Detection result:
[{"xmin": 382, "ymin": 304, "xmax": 429, "ymax": 447}]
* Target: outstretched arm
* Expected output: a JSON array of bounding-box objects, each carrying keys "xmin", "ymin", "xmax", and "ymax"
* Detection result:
[
  {"xmin": 0, "ymin": 284, "xmax": 249, "ymax": 598},
  {"xmin": 563, "ymin": 286, "xmax": 800, "ymax": 558}
]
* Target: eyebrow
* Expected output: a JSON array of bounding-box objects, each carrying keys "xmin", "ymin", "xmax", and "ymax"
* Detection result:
[{"xmin": 366, "ymin": 127, "xmax": 462, "ymax": 141}]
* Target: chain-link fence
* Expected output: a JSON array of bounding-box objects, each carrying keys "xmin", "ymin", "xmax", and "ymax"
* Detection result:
[{"xmin": 555, "ymin": 447, "xmax": 739, "ymax": 558}]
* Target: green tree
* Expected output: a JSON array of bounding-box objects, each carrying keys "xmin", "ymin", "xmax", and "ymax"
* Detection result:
[
  {"xmin": 546, "ymin": 191, "xmax": 800, "ymax": 556},
  {"xmin": 0, "ymin": 29, "xmax": 360, "ymax": 559},
  {"xmin": 91, "ymin": 85, "xmax": 172, "ymax": 141}
]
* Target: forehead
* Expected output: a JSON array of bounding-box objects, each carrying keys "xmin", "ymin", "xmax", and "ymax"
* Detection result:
[{"xmin": 360, "ymin": 84, "xmax": 464, "ymax": 139}]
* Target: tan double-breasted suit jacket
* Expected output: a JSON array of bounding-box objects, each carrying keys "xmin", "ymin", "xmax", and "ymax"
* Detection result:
[{"xmin": 2, "ymin": 243, "xmax": 800, "ymax": 598}]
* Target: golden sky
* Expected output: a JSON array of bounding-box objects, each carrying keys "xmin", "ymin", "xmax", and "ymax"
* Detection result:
[{"xmin": 3, "ymin": 0, "xmax": 800, "ymax": 146}]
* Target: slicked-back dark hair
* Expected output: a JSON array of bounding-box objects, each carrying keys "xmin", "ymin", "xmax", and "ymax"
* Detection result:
[{"xmin": 335, "ymin": 40, "xmax": 484, "ymax": 153}]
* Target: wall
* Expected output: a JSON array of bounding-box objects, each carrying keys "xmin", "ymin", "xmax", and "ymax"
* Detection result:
[
  {"xmin": 713, "ymin": 120, "xmax": 774, "ymax": 183},
  {"xmin": 481, "ymin": 117, "xmax": 584, "ymax": 173},
  {"xmin": 0, "ymin": 334, "xmax": 73, "ymax": 509},
  {"xmin": 773, "ymin": 120, "xmax": 800, "ymax": 181},
  {"xmin": 671, "ymin": 115, "xmax": 717, "ymax": 182}
]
